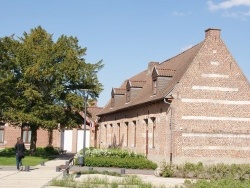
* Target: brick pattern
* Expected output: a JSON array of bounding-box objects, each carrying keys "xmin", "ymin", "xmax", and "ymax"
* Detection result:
[
  {"xmin": 98, "ymin": 102, "xmax": 171, "ymax": 164},
  {"xmin": 171, "ymin": 29, "xmax": 250, "ymax": 164},
  {"xmin": 97, "ymin": 28, "xmax": 250, "ymax": 165},
  {"xmin": 1, "ymin": 125, "xmax": 20, "ymax": 148},
  {"xmin": 0, "ymin": 124, "xmax": 55, "ymax": 149}
]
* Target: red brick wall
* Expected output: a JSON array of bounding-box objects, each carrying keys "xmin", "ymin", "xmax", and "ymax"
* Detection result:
[
  {"xmin": 170, "ymin": 29, "xmax": 250, "ymax": 164},
  {"xmin": 98, "ymin": 102, "xmax": 171, "ymax": 164},
  {"xmin": 0, "ymin": 125, "xmax": 21, "ymax": 148},
  {"xmin": 36, "ymin": 128, "xmax": 49, "ymax": 147},
  {"xmin": 0, "ymin": 124, "xmax": 61, "ymax": 150},
  {"xmin": 97, "ymin": 29, "xmax": 250, "ymax": 165}
]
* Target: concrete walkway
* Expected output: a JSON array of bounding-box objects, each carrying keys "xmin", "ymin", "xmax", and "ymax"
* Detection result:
[
  {"xmin": 0, "ymin": 154, "xmax": 71, "ymax": 188},
  {"xmin": 0, "ymin": 155, "xmax": 187, "ymax": 188}
]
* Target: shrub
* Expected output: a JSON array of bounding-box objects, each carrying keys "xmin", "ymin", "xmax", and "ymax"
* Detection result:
[
  {"xmin": 184, "ymin": 178, "xmax": 250, "ymax": 188},
  {"xmin": 75, "ymin": 156, "xmax": 157, "ymax": 170},
  {"xmin": 84, "ymin": 148, "xmax": 145, "ymax": 158},
  {"xmin": 0, "ymin": 147, "xmax": 15, "ymax": 156},
  {"xmin": 160, "ymin": 162, "xmax": 250, "ymax": 181},
  {"xmin": 44, "ymin": 146, "xmax": 55, "ymax": 153},
  {"xmin": 79, "ymin": 148, "xmax": 156, "ymax": 170},
  {"xmin": 29, "ymin": 146, "xmax": 59, "ymax": 157}
]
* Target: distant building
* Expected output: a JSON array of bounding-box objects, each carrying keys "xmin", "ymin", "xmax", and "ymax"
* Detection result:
[
  {"xmin": 96, "ymin": 28, "xmax": 250, "ymax": 165},
  {"xmin": 0, "ymin": 101, "xmax": 102, "ymax": 152}
]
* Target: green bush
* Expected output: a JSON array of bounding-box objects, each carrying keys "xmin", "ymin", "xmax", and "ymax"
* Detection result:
[
  {"xmin": 184, "ymin": 178, "xmax": 250, "ymax": 188},
  {"xmin": 0, "ymin": 146, "xmax": 59, "ymax": 157},
  {"xmin": 85, "ymin": 148, "xmax": 145, "ymax": 158},
  {"xmin": 76, "ymin": 156, "xmax": 157, "ymax": 170},
  {"xmin": 160, "ymin": 162, "xmax": 250, "ymax": 180},
  {"xmin": 75, "ymin": 148, "xmax": 157, "ymax": 169},
  {"xmin": 30, "ymin": 146, "xmax": 59, "ymax": 156},
  {"xmin": 75, "ymin": 156, "xmax": 157, "ymax": 169},
  {"xmin": 75, "ymin": 148, "xmax": 157, "ymax": 170},
  {"xmin": 0, "ymin": 147, "xmax": 15, "ymax": 156},
  {"xmin": 159, "ymin": 162, "xmax": 174, "ymax": 177}
]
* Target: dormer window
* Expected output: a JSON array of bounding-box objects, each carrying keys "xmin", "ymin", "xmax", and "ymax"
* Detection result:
[
  {"xmin": 153, "ymin": 79, "xmax": 157, "ymax": 95},
  {"xmin": 152, "ymin": 67, "xmax": 176, "ymax": 95},
  {"xmin": 126, "ymin": 80, "xmax": 132, "ymax": 103},
  {"xmin": 126, "ymin": 80, "xmax": 145, "ymax": 103},
  {"xmin": 111, "ymin": 88, "xmax": 125, "ymax": 108}
]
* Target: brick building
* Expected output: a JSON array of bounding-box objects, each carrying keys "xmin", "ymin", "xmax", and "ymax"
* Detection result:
[
  {"xmin": 0, "ymin": 103, "xmax": 102, "ymax": 152},
  {"xmin": 96, "ymin": 28, "xmax": 250, "ymax": 165},
  {"xmin": 0, "ymin": 122, "xmax": 56, "ymax": 149}
]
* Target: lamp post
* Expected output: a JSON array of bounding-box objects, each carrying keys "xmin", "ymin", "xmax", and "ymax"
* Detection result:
[{"xmin": 79, "ymin": 89, "xmax": 89, "ymax": 166}]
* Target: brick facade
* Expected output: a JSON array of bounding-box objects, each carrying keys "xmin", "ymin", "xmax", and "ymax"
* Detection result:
[
  {"xmin": 0, "ymin": 123, "xmax": 60, "ymax": 149},
  {"xmin": 97, "ymin": 28, "xmax": 250, "ymax": 165},
  {"xmin": 0, "ymin": 102, "xmax": 102, "ymax": 151}
]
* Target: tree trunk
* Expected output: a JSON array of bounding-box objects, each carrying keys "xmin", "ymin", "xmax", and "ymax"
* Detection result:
[
  {"xmin": 30, "ymin": 125, "xmax": 38, "ymax": 152},
  {"xmin": 48, "ymin": 129, "xmax": 53, "ymax": 146}
]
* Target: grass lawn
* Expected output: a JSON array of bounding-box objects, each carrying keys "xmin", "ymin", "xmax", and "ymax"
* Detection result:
[{"xmin": 0, "ymin": 156, "xmax": 52, "ymax": 166}]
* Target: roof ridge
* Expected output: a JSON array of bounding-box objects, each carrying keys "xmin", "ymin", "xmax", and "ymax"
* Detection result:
[{"xmin": 161, "ymin": 42, "xmax": 203, "ymax": 65}]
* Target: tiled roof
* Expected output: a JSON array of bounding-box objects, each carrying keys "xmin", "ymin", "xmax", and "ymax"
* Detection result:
[
  {"xmin": 113, "ymin": 88, "xmax": 126, "ymax": 95},
  {"xmin": 157, "ymin": 68, "xmax": 176, "ymax": 77},
  {"xmin": 98, "ymin": 41, "xmax": 204, "ymax": 115},
  {"xmin": 87, "ymin": 106, "xmax": 103, "ymax": 121},
  {"xmin": 129, "ymin": 81, "xmax": 146, "ymax": 88}
]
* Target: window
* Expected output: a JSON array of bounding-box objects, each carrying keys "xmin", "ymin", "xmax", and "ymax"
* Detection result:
[
  {"xmin": 22, "ymin": 127, "xmax": 31, "ymax": 143},
  {"xmin": 125, "ymin": 122, "xmax": 129, "ymax": 147},
  {"xmin": 117, "ymin": 123, "xmax": 120, "ymax": 144},
  {"xmin": 153, "ymin": 79, "xmax": 157, "ymax": 95},
  {"xmin": 126, "ymin": 88, "xmax": 131, "ymax": 102},
  {"xmin": 104, "ymin": 124, "xmax": 107, "ymax": 146},
  {"xmin": 110, "ymin": 124, "xmax": 113, "ymax": 146},
  {"xmin": 133, "ymin": 120, "xmax": 136, "ymax": 147},
  {"xmin": 0, "ymin": 124, "xmax": 4, "ymax": 143},
  {"xmin": 151, "ymin": 117, "xmax": 156, "ymax": 148}
]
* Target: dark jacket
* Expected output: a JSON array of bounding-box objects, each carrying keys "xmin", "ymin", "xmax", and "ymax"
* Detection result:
[{"xmin": 15, "ymin": 143, "xmax": 26, "ymax": 157}]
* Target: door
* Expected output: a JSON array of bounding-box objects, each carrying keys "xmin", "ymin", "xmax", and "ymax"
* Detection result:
[
  {"xmin": 63, "ymin": 130, "xmax": 73, "ymax": 152},
  {"xmin": 77, "ymin": 129, "xmax": 90, "ymax": 152}
]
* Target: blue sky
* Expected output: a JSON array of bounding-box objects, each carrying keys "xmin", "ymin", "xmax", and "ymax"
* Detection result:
[{"xmin": 1, "ymin": 0, "xmax": 249, "ymax": 107}]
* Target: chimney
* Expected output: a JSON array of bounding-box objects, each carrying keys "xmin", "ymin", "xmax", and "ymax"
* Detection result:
[
  {"xmin": 148, "ymin": 61, "xmax": 159, "ymax": 73},
  {"xmin": 205, "ymin": 28, "xmax": 221, "ymax": 40}
]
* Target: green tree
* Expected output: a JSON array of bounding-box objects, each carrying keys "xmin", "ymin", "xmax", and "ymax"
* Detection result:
[{"xmin": 0, "ymin": 26, "xmax": 103, "ymax": 151}]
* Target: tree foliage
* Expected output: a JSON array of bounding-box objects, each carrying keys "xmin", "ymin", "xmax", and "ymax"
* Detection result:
[{"xmin": 0, "ymin": 26, "xmax": 103, "ymax": 150}]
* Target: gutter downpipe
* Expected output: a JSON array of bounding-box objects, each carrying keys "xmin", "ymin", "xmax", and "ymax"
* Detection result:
[{"xmin": 164, "ymin": 97, "xmax": 173, "ymax": 165}]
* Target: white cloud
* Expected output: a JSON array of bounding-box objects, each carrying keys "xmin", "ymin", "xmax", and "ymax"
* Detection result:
[
  {"xmin": 207, "ymin": 0, "xmax": 250, "ymax": 18},
  {"xmin": 207, "ymin": 0, "xmax": 250, "ymax": 11},
  {"xmin": 173, "ymin": 11, "xmax": 185, "ymax": 16},
  {"xmin": 172, "ymin": 11, "xmax": 191, "ymax": 16},
  {"xmin": 222, "ymin": 10, "xmax": 250, "ymax": 18}
]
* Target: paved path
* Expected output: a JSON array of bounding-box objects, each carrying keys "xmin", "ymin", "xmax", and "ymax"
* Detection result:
[
  {"xmin": 0, "ymin": 154, "xmax": 186, "ymax": 188},
  {"xmin": 0, "ymin": 154, "xmax": 72, "ymax": 188}
]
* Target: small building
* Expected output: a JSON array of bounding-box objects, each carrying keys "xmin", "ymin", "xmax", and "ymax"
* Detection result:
[
  {"xmin": 96, "ymin": 28, "xmax": 250, "ymax": 165},
  {"xmin": 0, "ymin": 102, "xmax": 102, "ymax": 153}
]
